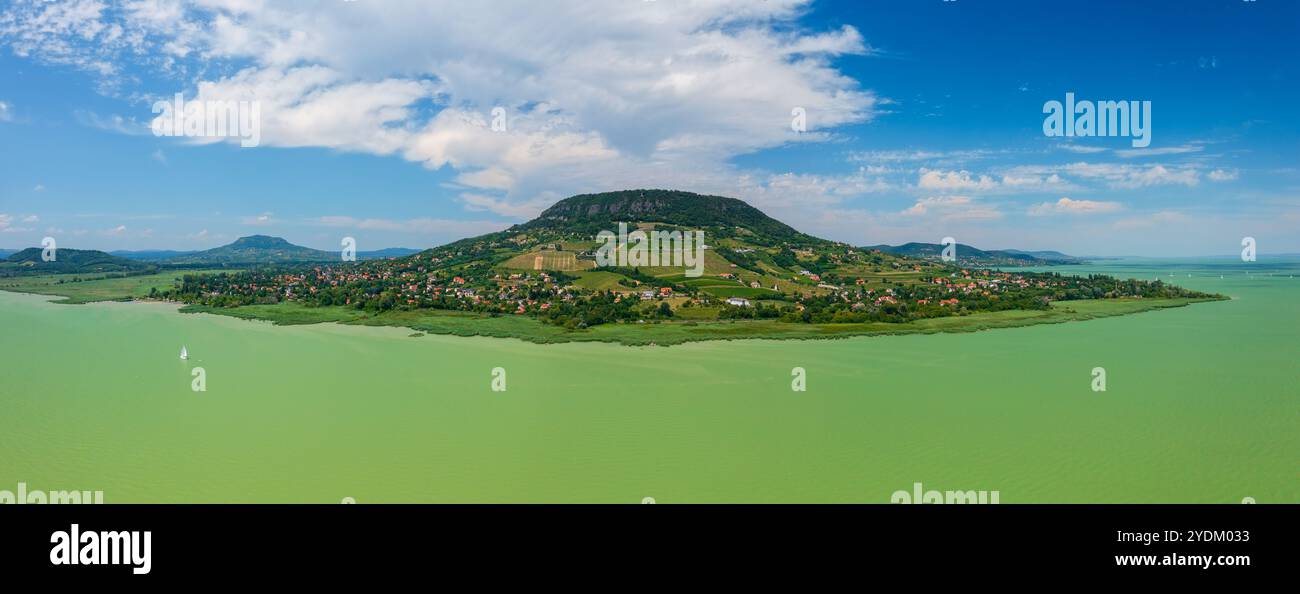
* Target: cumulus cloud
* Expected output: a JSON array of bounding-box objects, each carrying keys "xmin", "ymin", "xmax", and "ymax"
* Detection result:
[
  {"xmin": 2, "ymin": 0, "xmax": 881, "ymax": 218},
  {"xmin": 900, "ymin": 195, "xmax": 1000, "ymax": 221},
  {"xmin": 75, "ymin": 110, "xmax": 152, "ymax": 135},
  {"xmin": 850, "ymin": 148, "xmax": 1001, "ymax": 165},
  {"xmin": 241, "ymin": 212, "xmax": 272, "ymax": 225},
  {"xmin": 1113, "ymin": 143, "xmax": 1204, "ymax": 158},
  {"xmin": 0, "ymin": 213, "xmax": 37, "ymax": 233},
  {"xmin": 903, "ymin": 195, "xmax": 970, "ymax": 216},
  {"xmin": 1028, "ymin": 197, "xmax": 1122, "ymax": 216},
  {"xmin": 1062, "ymin": 162, "xmax": 1199, "ymax": 188},
  {"xmin": 1208, "ymin": 168, "xmax": 1239, "ymax": 182},
  {"xmin": 916, "ymin": 168, "xmax": 1070, "ymax": 193},
  {"xmin": 917, "ymin": 169, "xmax": 997, "ymax": 192},
  {"xmin": 1056, "ymin": 144, "xmax": 1108, "ymax": 154},
  {"xmin": 991, "ymin": 162, "xmax": 1203, "ymax": 191}
]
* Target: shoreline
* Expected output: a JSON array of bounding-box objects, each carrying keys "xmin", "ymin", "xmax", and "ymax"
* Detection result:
[
  {"xmin": 177, "ymin": 295, "xmax": 1224, "ymax": 347},
  {"xmin": 0, "ymin": 286, "xmax": 1226, "ymax": 347}
]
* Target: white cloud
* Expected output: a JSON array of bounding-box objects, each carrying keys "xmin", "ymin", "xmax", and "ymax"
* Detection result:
[
  {"xmin": 2, "ymin": 0, "xmax": 880, "ymax": 217},
  {"xmin": 900, "ymin": 195, "xmax": 1000, "ymax": 221},
  {"xmin": 242, "ymin": 212, "xmax": 272, "ymax": 225},
  {"xmin": 0, "ymin": 0, "xmax": 207, "ymax": 81},
  {"xmin": 917, "ymin": 169, "xmax": 997, "ymax": 192},
  {"xmin": 996, "ymin": 162, "xmax": 1204, "ymax": 191},
  {"xmin": 903, "ymin": 195, "xmax": 970, "ymax": 216},
  {"xmin": 850, "ymin": 149, "xmax": 1000, "ymax": 165},
  {"xmin": 1028, "ymin": 197, "xmax": 1122, "ymax": 216},
  {"xmin": 1113, "ymin": 144, "xmax": 1204, "ymax": 158},
  {"xmin": 0, "ymin": 213, "xmax": 35, "ymax": 233},
  {"xmin": 459, "ymin": 193, "xmax": 558, "ymax": 220},
  {"xmin": 181, "ymin": 65, "xmax": 435, "ymax": 154},
  {"xmin": 75, "ymin": 110, "xmax": 152, "ymax": 135},
  {"xmin": 1060, "ymin": 162, "xmax": 1200, "ymax": 189},
  {"xmin": 999, "ymin": 171, "xmax": 1070, "ymax": 192},
  {"xmin": 916, "ymin": 167, "xmax": 1070, "ymax": 193},
  {"xmin": 0, "ymin": 100, "xmax": 11, "ymax": 122},
  {"xmin": 1057, "ymin": 144, "xmax": 1109, "ymax": 154},
  {"xmin": 1208, "ymin": 169, "xmax": 1239, "ymax": 182}
]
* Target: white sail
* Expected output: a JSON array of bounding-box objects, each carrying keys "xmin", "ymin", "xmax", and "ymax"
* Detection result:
[{"xmin": 180, "ymin": 346, "xmax": 188, "ymax": 360}]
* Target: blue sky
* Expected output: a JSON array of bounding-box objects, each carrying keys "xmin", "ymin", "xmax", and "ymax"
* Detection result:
[{"xmin": 0, "ymin": 0, "xmax": 1296, "ymax": 256}]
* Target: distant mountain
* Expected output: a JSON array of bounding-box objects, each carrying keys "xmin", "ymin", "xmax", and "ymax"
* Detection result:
[
  {"xmin": 400, "ymin": 190, "xmax": 1091, "ymax": 281},
  {"xmin": 357, "ymin": 247, "xmax": 422, "ymax": 259},
  {"xmin": 520, "ymin": 189, "xmax": 816, "ymax": 246},
  {"xmin": 118, "ymin": 243, "xmax": 416, "ymax": 261},
  {"xmin": 999, "ymin": 249, "xmax": 1082, "ymax": 263},
  {"xmin": 864, "ymin": 242, "xmax": 1082, "ymax": 266},
  {"xmin": 2, "ymin": 247, "xmax": 156, "ymax": 275},
  {"xmin": 165, "ymin": 235, "xmax": 337, "ymax": 265},
  {"xmin": 0, "ymin": 249, "xmax": 17, "ymax": 259}
]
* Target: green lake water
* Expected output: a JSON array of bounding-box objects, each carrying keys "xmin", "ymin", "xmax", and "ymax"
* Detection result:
[{"xmin": 1, "ymin": 258, "xmax": 1296, "ymax": 502}]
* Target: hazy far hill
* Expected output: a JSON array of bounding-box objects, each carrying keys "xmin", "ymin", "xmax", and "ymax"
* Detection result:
[
  {"xmin": 2, "ymin": 247, "xmax": 155, "ymax": 275},
  {"xmin": 158, "ymin": 236, "xmax": 422, "ymax": 264},
  {"xmin": 864, "ymin": 242, "xmax": 1083, "ymax": 266}
]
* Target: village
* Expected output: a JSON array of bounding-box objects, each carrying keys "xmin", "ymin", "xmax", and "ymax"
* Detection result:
[{"xmin": 162, "ymin": 239, "xmax": 1182, "ymax": 330}]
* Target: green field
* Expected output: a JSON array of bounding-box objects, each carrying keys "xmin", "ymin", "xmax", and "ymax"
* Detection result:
[
  {"xmin": 571, "ymin": 270, "xmax": 632, "ymax": 291},
  {"xmin": 700, "ymin": 286, "xmax": 783, "ymax": 299},
  {"xmin": 0, "ymin": 270, "xmax": 234, "ymax": 304}
]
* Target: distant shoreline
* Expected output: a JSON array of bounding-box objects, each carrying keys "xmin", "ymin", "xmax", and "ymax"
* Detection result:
[
  {"xmin": 171, "ymin": 296, "xmax": 1225, "ymax": 346},
  {"xmin": 0, "ymin": 286, "xmax": 1223, "ymax": 346}
]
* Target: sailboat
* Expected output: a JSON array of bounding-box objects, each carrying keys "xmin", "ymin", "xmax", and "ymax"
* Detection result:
[{"xmin": 180, "ymin": 346, "xmax": 189, "ymax": 360}]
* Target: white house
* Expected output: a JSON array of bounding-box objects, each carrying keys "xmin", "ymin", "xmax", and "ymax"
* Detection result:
[{"xmin": 726, "ymin": 297, "xmax": 752, "ymax": 307}]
